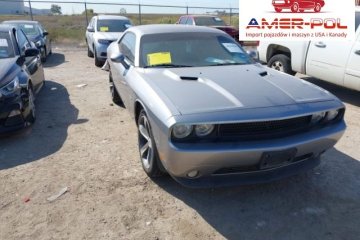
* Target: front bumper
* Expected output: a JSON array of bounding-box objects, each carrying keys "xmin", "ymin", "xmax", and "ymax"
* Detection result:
[
  {"xmin": 95, "ymin": 43, "xmax": 111, "ymax": 61},
  {"xmin": 0, "ymin": 95, "xmax": 28, "ymax": 134},
  {"xmin": 158, "ymin": 121, "xmax": 345, "ymax": 187}
]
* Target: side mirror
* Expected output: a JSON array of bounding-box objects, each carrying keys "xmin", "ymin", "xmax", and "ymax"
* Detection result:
[
  {"xmin": 110, "ymin": 53, "xmax": 129, "ymax": 69},
  {"xmin": 25, "ymin": 48, "xmax": 40, "ymax": 57},
  {"xmin": 43, "ymin": 31, "xmax": 49, "ymax": 36},
  {"xmin": 87, "ymin": 26, "xmax": 95, "ymax": 32}
]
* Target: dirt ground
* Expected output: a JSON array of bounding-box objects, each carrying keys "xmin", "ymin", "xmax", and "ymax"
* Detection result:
[{"xmin": 0, "ymin": 48, "xmax": 360, "ymax": 240}]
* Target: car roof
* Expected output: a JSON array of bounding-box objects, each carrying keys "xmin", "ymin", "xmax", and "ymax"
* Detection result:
[
  {"xmin": 0, "ymin": 24, "xmax": 15, "ymax": 33},
  {"xmin": 184, "ymin": 15, "xmax": 220, "ymax": 18},
  {"xmin": 96, "ymin": 15, "xmax": 129, "ymax": 20},
  {"xmin": 129, "ymin": 24, "xmax": 224, "ymax": 36},
  {"xmin": 2, "ymin": 20, "xmax": 39, "ymax": 24}
]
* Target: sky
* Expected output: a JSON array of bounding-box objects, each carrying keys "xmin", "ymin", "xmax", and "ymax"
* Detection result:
[{"xmin": 26, "ymin": 0, "xmax": 239, "ymax": 15}]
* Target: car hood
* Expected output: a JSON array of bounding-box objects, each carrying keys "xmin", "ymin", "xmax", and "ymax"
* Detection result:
[
  {"xmin": 212, "ymin": 26, "xmax": 239, "ymax": 34},
  {"xmin": 0, "ymin": 57, "xmax": 19, "ymax": 87},
  {"xmin": 141, "ymin": 64, "xmax": 335, "ymax": 115},
  {"xmin": 27, "ymin": 34, "xmax": 42, "ymax": 43},
  {"xmin": 94, "ymin": 32, "xmax": 123, "ymax": 41}
]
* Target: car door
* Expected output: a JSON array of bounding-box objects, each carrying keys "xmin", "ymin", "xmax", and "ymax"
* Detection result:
[
  {"xmin": 299, "ymin": 0, "xmax": 315, "ymax": 9},
  {"xmin": 344, "ymin": 16, "xmax": 360, "ymax": 91},
  {"xmin": 39, "ymin": 24, "xmax": 50, "ymax": 53},
  {"xmin": 86, "ymin": 17, "xmax": 95, "ymax": 51},
  {"xmin": 305, "ymin": 38, "xmax": 354, "ymax": 87},
  {"xmin": 113, "ymin": 32, "xmax": 136, "ymax": 109},
  {"xmin": 16, "ymin": 29, "xmax": 43, "ymax": 90}
]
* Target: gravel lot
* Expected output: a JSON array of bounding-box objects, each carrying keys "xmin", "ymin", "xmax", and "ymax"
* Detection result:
[{"xmin": 0, "ymin": 48, "xmax": 359, "ymax": 240}]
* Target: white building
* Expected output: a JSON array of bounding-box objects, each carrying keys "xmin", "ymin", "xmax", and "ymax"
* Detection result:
[{"xmin": 0, "ymin": 0, "xmax": 25, "ymax": 15}]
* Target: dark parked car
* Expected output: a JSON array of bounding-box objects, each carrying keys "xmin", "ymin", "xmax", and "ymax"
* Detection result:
[
  {"xmin": 0, "ymin": 25, "xmax": 44, "ymax": 134},
  {"xmin": 272, "ymin": 0, "xmax": 325, "ymax": 13},
  {"xmin": 2, "ymin": 20, "xmax": 52, "ymax": 62}
]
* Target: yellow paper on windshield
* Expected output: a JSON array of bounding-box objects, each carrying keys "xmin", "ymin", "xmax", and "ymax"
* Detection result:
[
  {"xmin": 100, "ymin": 26, "xmax": 109, "ymax": 32},
  {"xmin": 147, "ymin": 52, "xmax": 172, "ymax": 66}
]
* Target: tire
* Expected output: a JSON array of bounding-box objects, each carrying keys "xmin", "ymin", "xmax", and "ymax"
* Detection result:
[
  {"xmin": 25, "ymin": 86, "xmax": 36, "ymax": 124},
  {"xmin": 268, "ymin": 54, "xmax": 296, "ymax": 76},
  {"xmin": 291, "ymin": 2, "xmax": 299, "ymax": 13},
  {"xmin": 94, "ymin": 48, "xmax": 103, "ymax": 67},
  {"xmin": 275, "ymin": 8, "xmax": 282, "ymax": 13},
  {"xmin": 41, "ymin": 47, "xmax": 46, "ymax": 63},
  {"xmin": 314, "ymin": 3, "xmax": 321, "ymax": 12},
  {"xmin": 109, "ymin": 73, "xmax": 124, "ymax": 106},
  {"xmin": 137, "ymin": 110, "xmax": 165, "ymax": 178},
  {"xmin": 87, "ymin": 43, "xmax": 94, "ymax": 58}
]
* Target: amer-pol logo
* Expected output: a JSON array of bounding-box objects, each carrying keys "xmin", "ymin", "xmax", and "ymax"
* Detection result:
[{"xmin": 239, "ymin": 0, "xmax": 355, "ymax": 40}]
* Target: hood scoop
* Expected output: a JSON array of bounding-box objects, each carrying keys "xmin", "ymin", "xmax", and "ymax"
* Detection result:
[
  {"xmin": 259, "ymin": 71, "xmax": 268, "ymax": 77},
  {"xmin": 180, "ymin": 76, "xmax": 198, "ymax": 81}
]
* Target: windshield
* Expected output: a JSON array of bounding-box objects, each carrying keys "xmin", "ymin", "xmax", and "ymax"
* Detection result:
[
  {"xmin": 97, "ymin": 19, "xmax": 131, "ymax": 32},
  {"xmin": 0, "ymin": 32, "xmax": 15, "ymax": 59},
  {"xmin": 356, "ymin": 12, "xmax": 360, "ymax": 31},
  {"xmin": 140, "ymin": 32, "xmax": 253, "ymax": 68},
  {"xmin": 15, "ymin": 23, "xmax": 40, "ymax": 36},
  {"xmin": 194, "ymin": 17, "xmax": 226, "ymax": 26}
]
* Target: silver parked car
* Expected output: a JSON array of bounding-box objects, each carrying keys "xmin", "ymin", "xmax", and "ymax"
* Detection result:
[
  {"xmin": 86, "ymin": 15, "xmax": 132, "ymax": 67},
  {"xmin": 104, "ymin": 25, "xmax": 346, "ymax": 188}
]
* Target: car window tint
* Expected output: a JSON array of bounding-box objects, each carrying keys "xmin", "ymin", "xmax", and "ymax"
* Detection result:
[
  {"xmin": 186, "ymin": 17, "xmax": 194, "ymax": 25},
  {"xmin": 194, "ymin": 17, "xmax": 226, "ymax": 26},
  {"xmin": 356, "ymin": 12, "xmax": 360, "ymax": 32},
  {"xmin": 97, "ymin": 19, "xmax": 131, "ymax": 32},
  {"xmin": 0, "ymin": 32, "xmax": 15, "ymax": 59},
  {"xmin": 16, "ymin": 30, "xmax": 31, "ymax": 55},
  {"xmin": 119, "ymin": 32, "xmax": 136, "ymax": 63},
  {"xmin": 140, "ymin": 32, "xmax": 253, "ymax": 68},
  {"xmin": 179, "ymin": 17, "xmax": 187, "ymax": 24}
]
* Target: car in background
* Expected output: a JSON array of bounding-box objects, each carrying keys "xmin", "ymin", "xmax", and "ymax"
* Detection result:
[
  {"xmin": 0, "ymin": 25, "xmax": 45, "ymax": 134},
  {"xmin": 104, "ymin": 24, "xmax": 345, "ymax": 188},
  {"xmin": 176, "ymin": 15, "xmax": 259, "ymax": 55},
  {"xmin": 258, "ymin": 7, "xmax": 360, "ymax": 91},
  {"xmin": 86, "ymin": 15, "xmax": 132, "ymax": 67},
  {"xmin": 177, "ymin": 15, "xmax": 239, "ymax": 41},
  {"xmin": 2, "ymin": 20, "xmax": 52, "ymax": 62}
]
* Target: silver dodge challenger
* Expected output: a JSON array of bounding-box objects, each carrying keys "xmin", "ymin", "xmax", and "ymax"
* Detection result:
[{"xmin": 104, "ymin": 24, "xmax": 346, "ymax": 188}]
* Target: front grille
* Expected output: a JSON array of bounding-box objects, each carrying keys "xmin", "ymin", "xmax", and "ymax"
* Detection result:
[{"xmin": 218, "ymin": 115, "xmax": 312, "ymax": 141}]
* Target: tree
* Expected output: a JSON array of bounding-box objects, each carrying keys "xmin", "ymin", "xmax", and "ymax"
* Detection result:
[
  {"xmin": 50, "ymin": 4, "xmax": 62, "ymax": 15},
  {"xmin": 82, "ymin": 9, "xmax": 94, "ymax": 15},
  {"xmin": 120, "ymin": 8, "xmax": 127, "ymax": 15}
]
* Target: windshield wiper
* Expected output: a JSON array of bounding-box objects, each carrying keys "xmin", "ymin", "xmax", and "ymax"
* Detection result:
[
  {"xmin": 144, "ymin": 64, "xmax": 194, "ymax": 68},
  {"xmin": 210, "ymin": 63, "xmax": 247, "ymax": 66}
]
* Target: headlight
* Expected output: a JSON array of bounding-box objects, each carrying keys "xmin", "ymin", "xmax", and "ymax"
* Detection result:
[
  {"xmin": 325, "ymin": 110, "xmax": 339, "ymax": 121},
  {"xmin": 311, "ymin": 112, "xmax": 326, "ymax": 124},
  {"xmin": 98, "ymin": 39, "xmax": 110, "ymax": 44},
  {"xmin": 195, "ymin": 124, "xmax": 215, "ymax": 137},
  {"xmin": 172, "ymin": 124, "xmax": 193, "ymax": 139},
  {"xmin": 0, "ymin": 77, "xmax": 20, "ymax": 96},
  {"xmin": 35, "ymin": 40, "xmax": 42, "ymax": 47}
]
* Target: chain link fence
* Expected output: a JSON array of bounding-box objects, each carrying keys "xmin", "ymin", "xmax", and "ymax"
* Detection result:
[{"xmin": 0, "ymin": 0, "xmax": 239, "ymax": 45}]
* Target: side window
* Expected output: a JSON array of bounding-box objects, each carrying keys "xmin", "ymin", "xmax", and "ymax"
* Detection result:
[
  {"xmin": 119, "ymin": 32, "xmax": 136, "ymax": 64},
  {"xmin": 16, "ymin": 30, "xmax": 31, "ymax": 55},
  {"xmin": 186, "ymin": 17, "xmax": 194, "ymax": 25},
  {"xmin": 179, "ymin": 17, "xmax": 187, "ymax": 25}
]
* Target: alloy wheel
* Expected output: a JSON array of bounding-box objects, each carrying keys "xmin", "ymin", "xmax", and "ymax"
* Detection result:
[
  {"xmin": 138, "ymin": 114, "xmax": 154, "ymax": 170},
  {"xmin": 271, "ymin": 61, "xmax": 285, "ymax": 72}
]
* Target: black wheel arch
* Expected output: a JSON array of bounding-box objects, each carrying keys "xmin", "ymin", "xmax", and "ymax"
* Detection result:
[{"xmin": 266, "ymin": 45, "xmax": 292, "ymax": 63}]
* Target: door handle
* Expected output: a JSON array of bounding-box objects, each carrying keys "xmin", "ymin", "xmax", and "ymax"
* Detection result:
[
  {"xmin": 355, "ymin": 50, "xmax": 360, "ymax": 55},
  {"xmin": 315, "ymin": 42, "xmax": 326, "ymax": 48}
]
